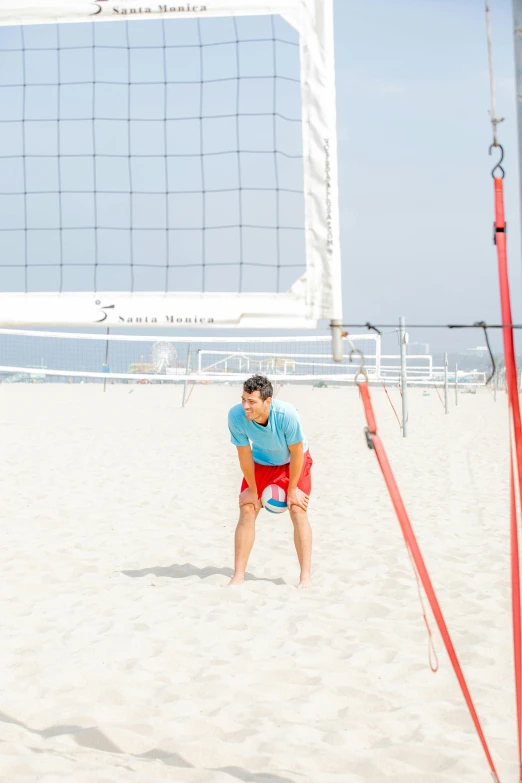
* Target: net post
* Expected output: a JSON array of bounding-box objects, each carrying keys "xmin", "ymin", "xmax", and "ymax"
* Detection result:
[
  {"xmin": 444, "ymin": 353, "xmax": 449, "ymax": 414},
  {"xmin": 331, "ymin": 320, "xmax": 343, "ymax": 362},
  {"xmin": 103, "ymin": 327, "xmax": 110, "ymax": 393},
  {"xmin": 399, "ymin": 316, "xmax": 409, "ymax": 438},
  {"xmin": 375, "ymin": 334, "xmax": 382, "ymax": 379},
  {"xmin": 182, "ymin": 344, "xmax": 192, "ymax": 409},
  {"xmin": 455, "ymin": 362, "xmax": 458, "ymax": 406},
  {"xmin": 513, "ymin": 0, "xmax": 522, "ymax": 296}
]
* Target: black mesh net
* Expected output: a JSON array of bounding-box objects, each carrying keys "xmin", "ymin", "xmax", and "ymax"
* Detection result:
[
  {"xmin": 0, "ymin": 334, "xmax": 379, "ymax": 383},
  {"xmin": 0, "ymin": 16, "xmax": 305, "ymax": 295}
]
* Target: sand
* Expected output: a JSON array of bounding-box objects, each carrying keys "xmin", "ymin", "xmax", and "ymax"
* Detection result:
[{"xmin": 0, "ymin": 382, "xmax": 515, "ymax": 782}]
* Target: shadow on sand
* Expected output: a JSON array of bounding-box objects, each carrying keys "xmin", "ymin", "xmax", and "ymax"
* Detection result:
[{"xmin": 121, "ymin": 563, "xmax": 286, "ymax": 586}]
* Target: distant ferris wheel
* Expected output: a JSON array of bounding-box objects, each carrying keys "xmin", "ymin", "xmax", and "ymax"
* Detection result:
[{"xmin": 151, "ymin": 341, "xmax": 177, "ymax": 374}]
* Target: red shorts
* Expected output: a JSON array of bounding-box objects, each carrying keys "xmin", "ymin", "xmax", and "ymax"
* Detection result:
[{"xmin": 241, "ymin": 451, "xmax": 313, "ymax": 498}]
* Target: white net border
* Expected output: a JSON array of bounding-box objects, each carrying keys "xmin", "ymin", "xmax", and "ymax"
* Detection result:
[
  {"xmin": 0, "ymin": 0, "xmax": 342, "ymax": 331},
  {"xmin": 0, "ymin": 329, "xmax": 488, "ymax": 387}
]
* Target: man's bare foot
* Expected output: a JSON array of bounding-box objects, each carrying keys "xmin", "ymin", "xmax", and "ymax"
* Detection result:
[
  {"xmin": 223, "ymin": 575, "xmax": 245, "ymax": 587},
  {"xmin": 298, "ymin": 576, "xmax": 312, "ymax": 590}
]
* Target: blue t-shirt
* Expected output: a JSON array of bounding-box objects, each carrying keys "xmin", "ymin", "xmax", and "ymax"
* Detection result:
[{"xmin": 228, "ymin": 399, "xmax": 308, "ymax": 466}]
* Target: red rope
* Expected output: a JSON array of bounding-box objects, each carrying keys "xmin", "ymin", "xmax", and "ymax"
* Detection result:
[
  {"xmin": 406, "ymin": 546, "xmax": 439, "ymax": 673},
  {"xmin": 185, "ymin": 381, "xmax": 195, "ymax": 404},
  {"xmin": 359, "ymin": 380, "xmax": 501, "ymax": 781},
  {"xmin": 494, "ymin": 174, "xmax": 522, "ymax": 778},
  {"xmin": 382, "ymin": 382, "xmax": 402, "ymax": 428},
  {"xmin": 435, "ymin": 386, "xmax": 445, "ymax": 408}
]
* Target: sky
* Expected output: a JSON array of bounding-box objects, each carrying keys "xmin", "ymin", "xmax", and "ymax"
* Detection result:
[
  {"xmin": 0, "ymin": 0, "xmax": 519, "ymax": 355},
  {"xmin": 335, "ymin": 0, "xmax": 520, "ymax": 353}
]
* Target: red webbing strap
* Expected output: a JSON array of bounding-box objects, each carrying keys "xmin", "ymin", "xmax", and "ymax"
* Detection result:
[
  {"xmin": 494, "ymin": 174, "xmax": 522, "ymax": 778},
  {"xmin": 511, "ymin": 447, "xmax": 522, "ymax": 775},
  {"xmin": 360, "ymin": 380, "xmax": 377, "ymax": 434},
  {"xmin": 359, "ymin": 380, "xmax": 501, "ymax": 782}
]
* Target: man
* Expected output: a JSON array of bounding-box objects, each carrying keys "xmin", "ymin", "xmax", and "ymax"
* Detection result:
[{"xmin": 226, "ymin": 374, "xmax": 313, "ymax": 589}]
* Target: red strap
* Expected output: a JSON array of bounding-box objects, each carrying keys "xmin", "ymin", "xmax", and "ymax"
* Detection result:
[
  {"xmin": 494, "ymin": 176, "xmax": 506, "ymax": 230},
  {"xmin": 494, "ymin": 174, "xmax": 522, "ymax": 777},
  {"xmin": 359, "ymin": 379, "xmax": 377, "ymax": 434},
  {"xmin": 511, "ymin": 446, "xmax": 522, "ymax": 775},
  {"xmin": 359, "ymin": 380, "xmax": 500, "ymax": 782}
]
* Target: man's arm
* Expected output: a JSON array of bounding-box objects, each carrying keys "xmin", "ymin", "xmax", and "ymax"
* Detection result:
[
  {"xmin": 287, "ymin": 440, "xmax": 304, "ymax": 491},
  {"xmin": 236, "ymin": 445, "xmax": 260, "ymax": 508},
  {"xmin": 237, "ymin": 445, "xmax": 257, "ymax": 493},
  {"xmin": 287, "ymin": 441, "xmax": 308, "ymax": 511}
]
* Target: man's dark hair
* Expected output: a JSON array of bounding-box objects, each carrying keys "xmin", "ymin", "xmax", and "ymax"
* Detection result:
[{"xmin": 243, "ymin": 374, "xmax": 273, "ymax": 401}]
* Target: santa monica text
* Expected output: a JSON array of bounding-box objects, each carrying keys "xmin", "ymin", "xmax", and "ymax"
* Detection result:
[
  {"xmin": 113, "ymin": 4, "xmax": 208, "ymax": 14},
  {"xmin": 117, "ymin": 315, "xmax": 215, "ymax": 324}
]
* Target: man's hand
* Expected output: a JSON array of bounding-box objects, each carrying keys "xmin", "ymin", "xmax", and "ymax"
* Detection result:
[
  {"xmin": 239, "ymin": 487, "xmax": 261, "ymax": 511},
  {"xmin": 287, "ymin": 487, "xmax": 309, "ymax": 512}
]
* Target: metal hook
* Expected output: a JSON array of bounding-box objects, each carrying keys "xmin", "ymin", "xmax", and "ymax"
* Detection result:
[
  {"xmin": 488, "ymin": 142, "xmax": 505, "ymax": 179},
  {"xmin": 349, "ymin": 348, "xmax": 368, "ymax": 383}
]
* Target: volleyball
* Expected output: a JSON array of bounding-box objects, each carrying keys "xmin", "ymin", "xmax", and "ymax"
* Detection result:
[{"xmin": 261, "ymin": 484, "xmax": 288, "ymax": 514}]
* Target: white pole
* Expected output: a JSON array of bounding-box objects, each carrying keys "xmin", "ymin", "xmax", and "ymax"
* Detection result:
[
  {"xmin": 103, "ymin": 327, "xmax": 110, "ymax": 393},
  {"xmin": 513, "ymin": 0, "xmax": 522, "ymax": 267},
  {"xmin": 444, "ymin": 353, "xmax": 449, "ymax": 414},
  {"xmin": 182, "ymin": 344, "xmax": 192, "ymax": 408},
  {"xmin": 399, "ymin": 316, "xmax": 408, "ymax": 437},
  {"xmin": 455, "ymin": 363, "xmax": 458, "ymax": 406},
  {"xmin": 331, "ymin": 320, "xmax": 343, "ymax": 362}
]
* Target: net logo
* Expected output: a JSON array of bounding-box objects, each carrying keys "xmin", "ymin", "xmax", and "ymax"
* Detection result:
[
  {"xmin": 94, "ymin": 300, "xmax": 215, "ymax": 324},
  {"xmin": 95, "ymin": 301, "xmax": 115, "ymax": 323}
]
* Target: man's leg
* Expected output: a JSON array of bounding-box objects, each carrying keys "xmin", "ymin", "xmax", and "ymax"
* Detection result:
[
  {"xmin": 226, "ymin": 498, "xmax": 261, "ymax": 586},
  {"xmin": 289, "ymin": 506, "xmax": 312, "ymax": 589}
]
